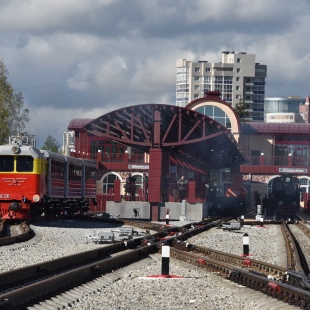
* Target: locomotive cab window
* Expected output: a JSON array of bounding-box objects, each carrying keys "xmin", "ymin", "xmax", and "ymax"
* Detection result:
[
  {"xmin": 16, "ymin": 156, "xmax": 34, "ymax": 172},
  {"xmin": 0, "ymin": 156, "xmax": 14, "ymax": 172}
]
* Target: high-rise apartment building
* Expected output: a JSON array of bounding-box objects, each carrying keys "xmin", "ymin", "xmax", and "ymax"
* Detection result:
[
  {"xmin": 62, "ymin": 130, "xmax": 75, "ymax": 155},
  {"xmin": 176, "ymin": 51, "xmax": 267, "ymax": 121}
]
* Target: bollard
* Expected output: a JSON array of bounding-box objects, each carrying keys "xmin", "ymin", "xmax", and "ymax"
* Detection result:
[
  {"xmin": 161, "ymin": 244, "xmax": 170, "ymax": 276},
  {"xmin": 255, "ymin": 204, "xmax": 262, "ymax": 221},
  {"xmin": 243, "ymin": 233, "xmax": 249, "ymax": 256},
  {"xmin": 257, "ymin": 204, "xmax": 262, "ymax": 215},
  {"xmin": 260, "ymin": 217, "xmax": 264, "ymax": 227},
  {"xmin": 165, "ymin": 214, "xmax": 170, "ymax": 225},
  {"xmin": 240, "ymin": 215, "xmax": 244, "ymax": 224},
  {"xmin": 146, "ymin": 242, "xmax": 183, "ymax": 279},
  {"xmin": 164, "ymin": 208, "xmax": 171, "ymax": 225}
]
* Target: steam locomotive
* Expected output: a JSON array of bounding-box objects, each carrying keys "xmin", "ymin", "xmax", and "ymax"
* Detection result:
[
  {"xmin": 272, "ymin": 173, "xmax": 300, "ymax": 219},
  {"xmin": 0, "ymin": 136, "xmax": 97, "ymax": 220}
]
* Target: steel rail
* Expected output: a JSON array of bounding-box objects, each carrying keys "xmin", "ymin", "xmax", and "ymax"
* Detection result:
[
  {"xmin": 0, "ymin": 245, "xmax": 156, "ymax": 308},
  {"xmin": 0, "ymin": 219, "xmax": 218, "ymax": 308},
  {"xmin": 281, "ymin": 220, "xmax": 302, "ymax": 272},
  {"xmin": 172, "ymin": 240, "xmax": 287, "ymax": 280},
  {"xmin": 170, "ymin": 246, "xmax": 310, "ymax": 308},
  {"xmin": 4, "ymin": 218, "xmax": 310, "ymax": 308}
]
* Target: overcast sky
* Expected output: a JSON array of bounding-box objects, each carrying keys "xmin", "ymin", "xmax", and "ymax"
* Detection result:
[{"xmin": 1, "ymin": 0, "xmax": 310, "ymax": 146}]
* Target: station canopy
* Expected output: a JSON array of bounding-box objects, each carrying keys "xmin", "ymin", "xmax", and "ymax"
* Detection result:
[{"xmin": 83, "ymin": 104, "xmax": 246, "ymax": 170}]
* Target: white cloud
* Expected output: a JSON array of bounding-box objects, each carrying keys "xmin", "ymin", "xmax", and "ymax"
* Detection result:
[
  {"xmin": 0, "ymin": 0, "xmax": 114, "ymax": 31},
  {"xmin": 1, "ymin": 0, "xmax": 310, "ymax": 145}
]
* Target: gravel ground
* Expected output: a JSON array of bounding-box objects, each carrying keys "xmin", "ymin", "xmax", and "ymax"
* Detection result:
[
  {"xmin": 1, "ymin": 219, "xmax": 294, "ymax": 309},
  {"xmin": 68, "ymin": 254, "xmax": 295, "ymax": 310},
  {"xmin": 0, "ymin": 219, "xmax": 147, "ymax": 272},
  {"xmin": 186, "ymin": 223, "xmax": 287, "ymax": 267}
]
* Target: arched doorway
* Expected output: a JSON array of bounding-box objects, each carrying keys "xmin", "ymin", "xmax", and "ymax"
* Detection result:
[{"xmin": 101, "ymin": 172, "xmax": 122, "ymax": 194}]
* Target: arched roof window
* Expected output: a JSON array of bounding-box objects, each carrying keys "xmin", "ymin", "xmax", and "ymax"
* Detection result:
[
  {"xmin": 195, "ymin": 105, "xmax": 232, "ymax": 130},
  {"xmin": 186, "ymin": 91, "xmax": 240, "ymax": 142}
]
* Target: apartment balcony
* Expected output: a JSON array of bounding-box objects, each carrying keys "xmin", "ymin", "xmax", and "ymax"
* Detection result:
[
  {"xmin": 244, "ymin": 82, "xmax": 254, "ymax": 86},
  {"xmin": 244, "ymin": 91, "xmax": 253, "ymax": 95},
  {"xmin": 240, "ymin": 155, "xmax": 310, "ymax": 175}
]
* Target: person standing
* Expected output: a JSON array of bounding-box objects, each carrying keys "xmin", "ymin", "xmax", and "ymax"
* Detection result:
[
  {"xmin": 126, "ymin": 173, "xmax": 136, "ymax": 201},
  {"xmin": 177, "ymin": 176, "xmax": 188, "ymax": 202},
  {"xmin": 124, "ymin": 174, "xmax": 130, "ymax": 199},
  {"xmin": 262, "ymin": 194, "xmax": 268, "ymax": 216},
  {"xmin": 268, "ymin": 194, "xmax": 274, "ymax": 216},
  {"xmin": 208, "ymin": 182, "xmax": 217, "ymax": 204},
  {"xmin": 143, "ymin": 173, "xmax": 148, "ymax": 201}
]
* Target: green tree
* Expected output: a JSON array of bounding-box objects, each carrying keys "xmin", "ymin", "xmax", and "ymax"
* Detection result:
[
  {"xmin": 0, "ymin": 60, "xmax": 29, "ymax": 144},
  {"xmin": 234, "ymin": 97, "xmax": 249, "ymax": 122},
  {"xmin": 41, "ymin": 135, "xmax": 61, "ymax": 153}
]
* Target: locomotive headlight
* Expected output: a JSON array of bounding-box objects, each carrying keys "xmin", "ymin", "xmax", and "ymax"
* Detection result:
[
  {"xmin": 11, "ymin": 146, "xmax": 20, "ymax": 154},
  {"xmin": 279, "ymin": 201, "xmax": 283, "ymax": 206},
  {"xmin": 33, "ymin": 194, "xmax": 41, "ymax": 202}
]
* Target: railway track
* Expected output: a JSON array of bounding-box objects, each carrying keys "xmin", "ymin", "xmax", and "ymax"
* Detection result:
[
  {"xmin": 0, "ymin": 221, "xmax": 33, "ymax": 246},
  {"xmin": 2, "ymin": 218, "xmax": 310, "ymax": 308},
  {"xmin": 0, "ymin": 219, "xmax": 218, "ymax": 309},
  {"xmin": 169, "ymin": 220, "xmax": 310, "ymax": 308}
]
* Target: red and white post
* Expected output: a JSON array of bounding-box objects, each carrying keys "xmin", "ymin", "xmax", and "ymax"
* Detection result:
[
  {"xmin": 243, "ymin": 233, "xmax": 249, "ymax": 256},
  {"xmin": 161, "ymin": 244, "xmax": 170, "ymax": 276}
]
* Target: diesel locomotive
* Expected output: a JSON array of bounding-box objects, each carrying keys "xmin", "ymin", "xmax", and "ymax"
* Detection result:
[
  {"xmin": 0, "ymin": 136, "xmax": 97, "ymax": 220},
  {"xmin": 272, "ymin": 173, "xmax": 300, "ymax": 219}
]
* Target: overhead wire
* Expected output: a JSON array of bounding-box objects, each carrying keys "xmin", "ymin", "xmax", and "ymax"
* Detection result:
[{"xmin": 16, "ymin": 60, "xmax": 176, "ymax": 91}]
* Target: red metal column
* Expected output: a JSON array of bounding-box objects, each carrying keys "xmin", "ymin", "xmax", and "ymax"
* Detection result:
[
  {"xmin": 149, "ymin": 108, "xmax": 164, "ymax": 221},
  {"xmin": 114, "ymin": 179, "xmax": 121, "ymax": 202},
  {"xmin": 149, "ymin": 148, "xmax": 163, "ymax": 202}
]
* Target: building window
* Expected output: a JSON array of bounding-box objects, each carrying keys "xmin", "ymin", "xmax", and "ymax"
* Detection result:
[
  {"xmin": 204, "ymin": 76, "xmax": 211, "ymax": 83},
  {"xmin": 237, "ymin": 58, "xmax": 241, "ymax": 63},
  {"xmin": 102, "ymin": 173, "xmax": 121, "ymax": 194},
  {"xmin": 206, "ymin": 68, "xmax": 211, "ymax": 72},
  {"xmin": 236, "ymin": 95, "xmax": 240, "ymax": 99},
  {"xmin": 236, "ymin": 86, "xmax": 240, "ymax": 91},
  {"xmin": 194, "ymin": 76, "xmax": 200, "ymax": 81},
  {"xmin": 236, "ymin": 68, "xmax": 241, "ymax": 73},
  {"xmin": 195, "ymin": 67, "xmax": 200, "ymax": 72},
  {"xmin": 236, "ymin": 77, "xmax": 240, "ymax": 82},
  {"xmin": 194, "ymin": 85, "xmax": 199, "ymax": 89},
  {"xmin": 194, "ymin": 94, "xmax": 199, "ymax": 98}
]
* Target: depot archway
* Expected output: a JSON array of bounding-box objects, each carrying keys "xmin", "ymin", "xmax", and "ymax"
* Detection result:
[{"xmin": 83, "ymin": 103, "xmax": 246, "ymax": 204}]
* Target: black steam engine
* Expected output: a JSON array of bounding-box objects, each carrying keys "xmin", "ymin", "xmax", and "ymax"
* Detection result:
[{"xmin": 272, "ymin": 173, "xmax": 300, "ymax": 219}]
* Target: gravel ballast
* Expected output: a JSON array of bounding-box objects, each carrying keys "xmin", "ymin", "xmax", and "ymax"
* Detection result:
[{"xmin": 0, "ymin": 219, "xmax": 294, "ymax": 309}]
